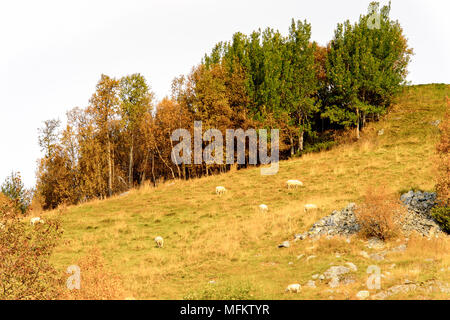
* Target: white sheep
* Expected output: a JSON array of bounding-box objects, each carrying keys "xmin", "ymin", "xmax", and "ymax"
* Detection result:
[
  {"xmin": 286, "ymin": 180, "xmax": 303, "ymax": 189},
  {"xmin": 155, "ymin": 236, "xmax": 164, "ymax": 248},
  {"xmin": 30, "ymin": 217, "xmax": 44, "ymax": 225},
  {"xmin": 259, "ymin": 204, "xmax": 268, "ymax": 212},
  {"xmin": 216, "ymin": 186, "xmax": 227, "ymax": 195},
  {"xmin": 304, "ymin": 204, "xmax": 318, "ymax": 212},
  {"xmin": 285, "ymin": 283, "xmax": 301, "ymax": 293}
]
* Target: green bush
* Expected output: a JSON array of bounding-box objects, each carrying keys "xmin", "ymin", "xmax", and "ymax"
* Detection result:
[
  {"xmin": 431, "ymin": 206, "xmax": 450, "ymax": 233},
  {"xmin": 183, "ymin": 281, "xmax": 255, "ymax": 300}
]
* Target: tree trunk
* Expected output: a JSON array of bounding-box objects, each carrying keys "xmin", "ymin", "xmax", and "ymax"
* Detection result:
[
  {"xmin": 107, "ymin": 137, "xmax": 113, "ymax": 197},
  {"xmin": 141, "ymin": 150, "xmax": 150, "ymax": 185},
  {"xmin": 151, "ymin": 152, "xmax": 156, "ymax": 187},
  {"xmin": 128, "ymin": 134, "xmax": 134, "ymax": 188},
  {"xmin": 356, "ymin": 108, "xmax": 361, "ymax": 140},
  {"xmin": 289, "ymin": 136, "xmax": 294, "ymax": 156},
  {"xmin": 362, "ymin": 112, "xmax": 366, "ymax": 129},
  {"xmin": 170, "ymin": 139, "xmax": 181, "ymax": 179},
  {"xmin": 298, "ymin": 130, "xmax": 304, "ymax": 153}
]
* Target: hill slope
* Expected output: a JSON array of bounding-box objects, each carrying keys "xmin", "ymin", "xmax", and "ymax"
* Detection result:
[{"xmin": 47, "ymin": 84, "xmax": 449, "ymax": 299}]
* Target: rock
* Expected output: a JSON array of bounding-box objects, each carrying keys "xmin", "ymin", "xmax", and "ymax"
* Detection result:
[
  {"xmin": 345, "ymin": 262, "xmax": 357, "ymax": 272},
  {"xmin": 323, "ymin": 266, "xmax": 351, "ymax": 280},
  {"xmin": 306, "ymin": 280, "xmax": 316, "ymax": 288},
  {"xmin": 360, "ymin": 251, "xmax": 370, "ymax": 259},
  {"xmin": 319, "ymin": 275, "xmax": 325, "ymax": 280},
  {"xmin": 297, "ymin": 254, "xmax": 305, "ymax": 260},
  {"xmin": 296, "ymin": 203, "xmax": 360, "ymax": 239},
  {"xmin": 399, "ymin": 191, "xmax": 441, "ymax": 237},
  {"xmin": 372, "ymin": 284, "xmax": 418, "ymax": 300},
  {"xmin": 366, "ymin": 237, "xmax": 385, "ymax": 250},
  {"xmin": 391, "ymin": 244, "xmax": 407, "ymax": 252},
  {"xmin": 306, "ymin": 255, "xmax": 316, "ymax": 262},
  {"xmin": 312, "ymin": 274, "xmax": 320, "ymax": 280},
  {"xmin": 341, "ymin": 278, "xmax": 356, "ymax": 285},
  {"xmin": 369, "ymin": 253, "xmax": 385, "ymax": 261},
  {"xmin": 329, "ymin": 277, "xmax": 340, "ymax": 288},
  {"xmin": 278, "ymin": 241, "xmax": 290, "ymax": 248},
  {"xmin": 430, "ymin": 120, "xmax": 441, "ymax": 127},
  {"xmin": 356, "ymin": 290, "xmax": 370, "ymax": 300},
  {"xmin": 377, "ymin": 129, "xmax": 384, "ymax": 136},
  {"xmin": 119, "ymin": 192, "xmax": 129, "ymax": 197}
]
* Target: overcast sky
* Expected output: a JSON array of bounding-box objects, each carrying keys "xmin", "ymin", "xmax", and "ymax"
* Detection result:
[{"xmin": 1, "ymin": 0, "xmax": 449, "ymax": 188}]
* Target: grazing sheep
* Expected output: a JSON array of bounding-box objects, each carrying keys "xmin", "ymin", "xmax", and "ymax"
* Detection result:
[
  {"xmin": 216, "ymin": 186, "xmax": 227, "ymax": 195},
  {"xmin": 30, "ymin": 217, "xmax": 44, "ymax": 225},
  {"xmin": 286, "ymin": 180, "xmax": 303, "ymax": 189},
  {"xmin": 155, "ymin": 236, "xmax": 164, "ymax": 248},
  {"xmin": 259, "ymin": 204, "xmax": 268, "ymax": 212},
  {"xmin": 304, "ymin": 204, "xmax": 318, "ymax": 212},
  {"xmin": 285, "ymin": 283, "xmax": 301, "ymax": 293}
]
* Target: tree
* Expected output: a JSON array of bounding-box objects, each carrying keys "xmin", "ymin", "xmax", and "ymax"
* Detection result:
[
  {"xmin": 1, "ymin": 172, "xmax": 31, "ymax": 214},
  {"xmin": 323, "ymin": 2, "xmax": 412, "ymax": 139},
  {"xmin": 282, "ymin": 19, "xmax": 319, "ymax": 153},
  {"xmin": 119, "ymin": 74, "xmax": 154, "ymax": 187},
  {"xmin": 87, "ymin": 75, "xmax": 120, "ymax": 197},
  {"xmin": 38, "ymin": 119, "xmax": 61, "ymax": 158}
]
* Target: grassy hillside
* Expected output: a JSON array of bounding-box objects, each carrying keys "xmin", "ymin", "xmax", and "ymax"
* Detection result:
[{"xmin": 45, "ymin": 84, "xmax": 449, "ymax": 300}]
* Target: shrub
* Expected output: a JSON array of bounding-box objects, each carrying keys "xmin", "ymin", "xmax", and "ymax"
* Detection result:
[
  {"xmin": 356, "ymin": 187, "xmax": 405, "ymax": 240},
  {"xmin": 432, "ymin": 101, "xmax": 449, "ymax": 232},
  {"xmin": 59, "ymin": 248, "xmax": 126, "ymax": 300},
  {"xmin": 0, "ymin": 197, "xmax": 63, "ymax": 299},
  {"xmin": 431, "ymin": 206, "xmax": 450, "ymax": 233},
  {"xmin": 183, "ymin": 281, "xmax": 255, "ymax": 300}
]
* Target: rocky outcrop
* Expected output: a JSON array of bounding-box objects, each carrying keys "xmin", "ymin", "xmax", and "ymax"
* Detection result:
[
  {"xmin": 295, "ymin": 191, "xmax": 442, "ymax": 240},
  {"xmin": 295, "ymin": 203, "xmax": 360, "ymax": 240},
  {"xmin": 399, "ymin": 191, "xmax": 441, "ymax": 236}
]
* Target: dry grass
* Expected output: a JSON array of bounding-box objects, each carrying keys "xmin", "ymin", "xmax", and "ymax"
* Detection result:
[
  {"xmin": 43, "ymin": 84, "xmax": 449, "ymax": 299},
  {"xmin": 59, "ymin": 248, "xmax": 127, "ymax": 300}
]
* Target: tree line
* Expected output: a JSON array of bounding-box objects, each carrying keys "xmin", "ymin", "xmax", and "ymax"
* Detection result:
[{"xmin": 34, "ymin": 2, "xmax": 412, "ymax": 209}]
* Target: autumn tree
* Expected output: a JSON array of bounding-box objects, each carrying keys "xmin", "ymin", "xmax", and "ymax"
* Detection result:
[
  {"xmin": 87, "ymin": 74, "xmax": 120, "ymax": 197},
  {"xmin": 1, "ymin": 172, "xmax": 31, "ymax": 214},
  {"xmin": 119, "ymin": 73, "xmax": 154, "ymax": 187}
]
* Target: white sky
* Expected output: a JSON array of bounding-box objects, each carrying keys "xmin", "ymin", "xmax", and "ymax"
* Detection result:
[{"xmin": 0, "ymin": 0, "xmax": 449, "ymax": 188}]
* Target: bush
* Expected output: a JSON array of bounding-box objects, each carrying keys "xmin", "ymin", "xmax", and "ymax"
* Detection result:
[
  {"xmin": 432, "ymin": 102, "xmax": 449, "ymax": 232},
  {"xmin": 356, "ymin": 187, "xmax": 405, "ymax": 240},
  {"xmin": 431, "ymin": 206, "xmax": 450, "ymax": 233},
  {"xmin": 59, "ymin": 248, "xmax": 126, "ymax": 300},
  {"xmin": 0, "ymin": 196, "xmax": 63, "ymax": 299},
  {"xmin": 183, "ymin": 281, "xmax": 255, "ymax": 300}
]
